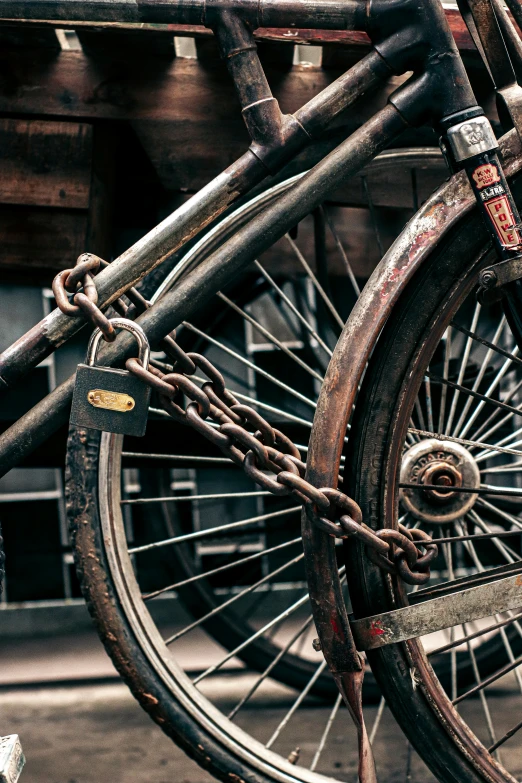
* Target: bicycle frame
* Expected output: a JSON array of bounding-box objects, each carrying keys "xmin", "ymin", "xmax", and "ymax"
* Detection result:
[
  {"xmin": 0, "ymin": 0, "xmax": 508, "ymax": 477},
  {"xmin": 2, "ymin": 2, "xmax": 522, "ymax": 779}
]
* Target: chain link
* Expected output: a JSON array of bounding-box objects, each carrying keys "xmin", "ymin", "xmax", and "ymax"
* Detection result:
[{"xmin": 54, "ymin": 254, "xmax": 437, "ymax": 586}]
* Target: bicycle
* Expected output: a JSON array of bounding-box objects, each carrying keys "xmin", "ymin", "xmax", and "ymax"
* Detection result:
[{"xmin": 0, "ymin": 0, "xmax": 522, "ymax": 780}]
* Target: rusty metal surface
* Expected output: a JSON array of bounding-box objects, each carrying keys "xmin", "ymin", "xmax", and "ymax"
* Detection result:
[
  {"xmin": 0, "ymin": 50, "xmax": 388, "ymax": 392},
  {"xmin": 351, "ymin": 572, "xmax": 522, "ymax": 651},
  {"xmin": 302, "ymin": 127, "xmax": 522, "ymax": 783}
]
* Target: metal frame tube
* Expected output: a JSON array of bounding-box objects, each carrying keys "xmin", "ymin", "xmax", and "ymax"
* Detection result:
[
  {"xmin": 0, "ymin": 0, "xmax": 364, "ymax": 27},
  {"xmin": 0, "ymin": 102, "xmax": 408, "ymax": 476},
  {"xmin": 0, "ymin": 49, "xmax": 389, "ymax": 390}
]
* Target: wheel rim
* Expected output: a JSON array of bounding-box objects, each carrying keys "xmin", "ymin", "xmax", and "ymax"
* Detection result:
[
  {"xmin": 97, "ymin": 149, "xmax": 450, "ymax": 778},
  {"xmin": 347, "ymin": 221, "xmax": 522, "ymax": 780}
]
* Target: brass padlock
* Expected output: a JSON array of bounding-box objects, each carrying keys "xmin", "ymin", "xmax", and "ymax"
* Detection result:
[{"xmin": 70, "ymin": 318, "xmax": 151, "ymax": 437}]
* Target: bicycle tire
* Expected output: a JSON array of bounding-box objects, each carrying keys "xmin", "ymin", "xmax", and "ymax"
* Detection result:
[
  {"xmin": 66, "ymin": 150, "xmax": 455, "ymax": 782},
  {"xmin": 342, "ymin": 172, "xmax": 522, "ymax": 781}
]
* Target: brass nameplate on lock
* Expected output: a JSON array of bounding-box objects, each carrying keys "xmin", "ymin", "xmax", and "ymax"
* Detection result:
[{"xmin": 87, "ymin": 389, "xmax": 136, "ymax": 412}]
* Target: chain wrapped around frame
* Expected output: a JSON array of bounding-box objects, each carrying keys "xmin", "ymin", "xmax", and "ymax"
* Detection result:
[{"xmin": 54, "ymin": 255, "xmax": 437, "ymax": 586}]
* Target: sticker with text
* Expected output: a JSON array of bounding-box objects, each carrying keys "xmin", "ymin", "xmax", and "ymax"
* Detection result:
[
  {"xmin": 484, "ymin": 194, "xmax": 520, "ymax": 248},
  {"xmin": 472, "ymin": 163, "xmax": 501, "ymax": 190}
]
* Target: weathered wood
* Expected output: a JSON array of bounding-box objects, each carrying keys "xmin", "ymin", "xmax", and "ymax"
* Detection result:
[
  {"xmin": 0, "ymin": 206, "xmax": 87, "ymax": 272},
  {"xmin": 0, "ymin": 9, "xmax": 475, "ymax": 49},
  {"xmin": 0, "ymin": 119, "xmax": 92, "ymax": 208},
  {"xmin": 0, "ymin": 49, "xmax": 412, "ymax": 188}
]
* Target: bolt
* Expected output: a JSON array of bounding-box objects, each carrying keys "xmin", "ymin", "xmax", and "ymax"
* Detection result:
[
  {"xmin": 480, "ymin": 269, "xmax": 498, "ymax": 289},
  {"xmin": 312, "ymin": 637, "xmax": 322, "ymax": 651}
]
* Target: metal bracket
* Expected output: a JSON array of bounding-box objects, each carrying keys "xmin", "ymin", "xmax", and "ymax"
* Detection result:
[
  {"xmin": 350, "ymin": 570, "xmax": 522, "ymax": 651},
  {"xmin": 479, "ymin": 252, "xmax": 522, "ymax": 288}
]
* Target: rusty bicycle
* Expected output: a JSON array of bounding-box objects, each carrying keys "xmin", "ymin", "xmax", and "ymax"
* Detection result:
[{"xmin": 1, "ymin": 0, "xmax": 522, "ymax": 781}]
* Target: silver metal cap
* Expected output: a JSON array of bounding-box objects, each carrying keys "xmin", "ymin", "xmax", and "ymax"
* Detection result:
[{"xmin": 446, "ymin": 116, "xmax": 498, "ymax": 162}]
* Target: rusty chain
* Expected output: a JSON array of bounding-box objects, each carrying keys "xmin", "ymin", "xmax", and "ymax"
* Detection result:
[{"xmin": 54, "ymin": 254, "xmax": 437, "ymax": 586}]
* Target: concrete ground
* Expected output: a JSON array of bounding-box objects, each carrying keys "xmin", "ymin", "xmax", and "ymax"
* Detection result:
[{"xmin": 0, "ymin": 628, "xmax": 521, "ymax": 783}]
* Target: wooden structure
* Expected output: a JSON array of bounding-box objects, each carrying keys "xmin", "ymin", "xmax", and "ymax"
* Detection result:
[{"xmin": 0, "ymin": 11, "xmax": 497, "ymax": 284}]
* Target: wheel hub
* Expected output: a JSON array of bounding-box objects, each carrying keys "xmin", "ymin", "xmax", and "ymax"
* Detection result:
[{"xmin": 400, "ymin": 438, "xmax": 480, "ymax": 524}]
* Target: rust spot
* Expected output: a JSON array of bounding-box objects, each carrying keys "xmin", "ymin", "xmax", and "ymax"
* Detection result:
[{"xmin": 142, "ymin": 693, "xmax": 159, "ymax": 705}]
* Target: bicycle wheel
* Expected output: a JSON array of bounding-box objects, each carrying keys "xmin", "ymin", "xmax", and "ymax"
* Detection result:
[
  {"xmin": 341, "ymin": 168, "xmax": 522, "ymax": 781},
  {"xmin": 66, "ymin": 149, "xmax": 446, "ymax": 782}
]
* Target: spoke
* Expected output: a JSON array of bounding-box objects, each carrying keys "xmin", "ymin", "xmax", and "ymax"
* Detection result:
[
  {"xmin": 254, "ymin": 261, "xmax": 333, "ymax": 356},
  {"xmin": 438, "ymin": 327, "xmax": 452, "ymax": 433},
  {"xmin": 408, "ymin": 428, "xmax": 522, "ymax": 459},
  {"xmin": 442, "ymin": 541, "xmax": 458, "ymax": 702},
  {"xmin": 144, "ymin": 537, "xmax": 302, "ymax": 600},
  {"xmin": 430, "ymin": 612, "xmax": 522, "ymax": 656},
  {"xmin": 467, "ymin": 510, "xmax": 520, "ymax": 564},
  {"xmin": 265, "ymin": 659, "xmax": 329, "ymax": 749},
  {"xmin": 453, "ymin": 648, "xmax": 522, "ymax": 705},
  {"xmin": 217, "ymin": 292, "xmax": 324, "ymax": 382},
  {"xmin": 228, "ymin": 615, "xmax": 315, "ymax": 720},
  {"xmin": 459, "ymin": 349, "xmax": 520, "ymax": 441},
  {"xmin": 446, "ymin": 301, "xmax": 481, "ymax": 435},
  {"xmin": 285, "ymin": 235, "xmax": 344, "ymax": 330},
  {"xmin": 476, "ymin": 497, "xmax": 522, "ymax": 530},
  {"xmin": 123, "ymin": 490, "xmax": 270, "ymax": 505},
  {"xmin": 165, "ymin": 551, "xmax": 305, "ymax": 645},
  {"xmin": 400, "ymin": 481, "xmax": 522, "ymax": 499},
  {"xmin": 414, "ymin": 398, "xmax": 427, "ymax": 433},
  {"xmin": 362, "ymin": 175, "xmax": 384, "ymax": 258},
  {"xmin": 192, "ymin": 590, "xmax": 312, "ymax": 685},
  {"xmin": 426, "ymin": 528, "xmax": 522, "ymax": 546},
  {"xmin": 427, "ymin": 370, "xmax": 522, "ymax": 425},
  {"xmin": 183, "ymin": 322, "xmax": 317, "ymax": 409},
  {"xmin": 450, "ymin": 321, "xmax": 522, "ymax": 369},
  {"xmin": 468, "ymin": 379, "xmax": 522, "ymax": 444},
  {"xmin": 489, "ymin": 718, "xmax": 522, "ymax": 753},
  {"xmin": 323, "ymin": 209, "xmax": 360, "ymax": 297},
  {"xmin": 457, "ymin": 519, "xmax": 522, "ymax": 702},
  {"xmin": 122, "ymin": 452, "xmax": 232, "ymax": 465},
  {"xmin": 461, "ymin": 622, "xmax": 499, "ymax": 752},
  {"xmin": 369, "ymin": 696, "xmax": 386, "ymax": 745},
  {"xmin": 310, "ymin": 693, "xmax": 344, "ymax": 771},
  {"xmin": 453, "ymin": 315, "xmax": 506, "ymax": 439},
  {"xmin": 424, "ymin": 375, "xmax": 435, "ymax": 433},
  {"xmin": 128, "ymin": 506, "xmax": 300, "ymax": 555},
  {"xmin": 475, "ymin": 425, "xmax": 522, "ymax": 462},
  {"xmin": 481, "ymin": 460, "xmax": 522, "ymax": 474}
]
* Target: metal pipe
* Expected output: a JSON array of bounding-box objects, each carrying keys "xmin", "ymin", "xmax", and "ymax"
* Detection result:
[
  {"xmin": 0, "ymin": 48, "xmax": 389, "ymax": 391},
  {"xmin": 0, "ymin": 0, "xmax": 364, "ymax": 28},
  {"xmin": 0, "ymin": 102, "xmax": 408, "ymax": 477}
]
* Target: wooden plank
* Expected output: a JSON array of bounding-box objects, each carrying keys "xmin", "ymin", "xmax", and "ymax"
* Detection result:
[
  {"xmin": 0, "ymin": 49, "xmax": 412, "ymax": 188},
  {"xmin": 0, "ymin": 119, "xmax": 92, "ymax": 208},
  {"xmin": 0, "ymin": 206, "xmax": 87, "ymax": 273},
  {"xmin": 0, "ymin": 9, "xmax": 475, "ymax": 50}
]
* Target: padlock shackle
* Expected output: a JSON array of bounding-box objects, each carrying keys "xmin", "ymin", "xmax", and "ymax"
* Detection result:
[{"xmin": 86, "ymin": 318, "xmax": 151, "ymax": 370}]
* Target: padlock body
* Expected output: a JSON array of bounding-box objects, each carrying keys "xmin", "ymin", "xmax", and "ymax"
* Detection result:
[{"xmin": 71, "ymin": 364, "xmax": 151, "ymax": 437}]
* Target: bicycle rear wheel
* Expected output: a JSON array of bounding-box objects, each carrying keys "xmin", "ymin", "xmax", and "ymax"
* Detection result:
[{"xmin": 66, "ymin": 149, "xmax": 447, "ymax": 782}]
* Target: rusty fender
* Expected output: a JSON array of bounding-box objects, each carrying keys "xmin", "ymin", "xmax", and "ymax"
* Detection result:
[{"xmin": 301, "ymin": 128, "xmax": 522, "ymax": 679}]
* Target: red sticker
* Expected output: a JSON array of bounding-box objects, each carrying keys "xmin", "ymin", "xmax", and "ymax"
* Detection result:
[
  {"xmin": 472, "ymin": 163, "xmax": 501, "ymax": 190},
  {"xmin": 484, "ymin": 195, "xmax": 520, "ymax": 248}
]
